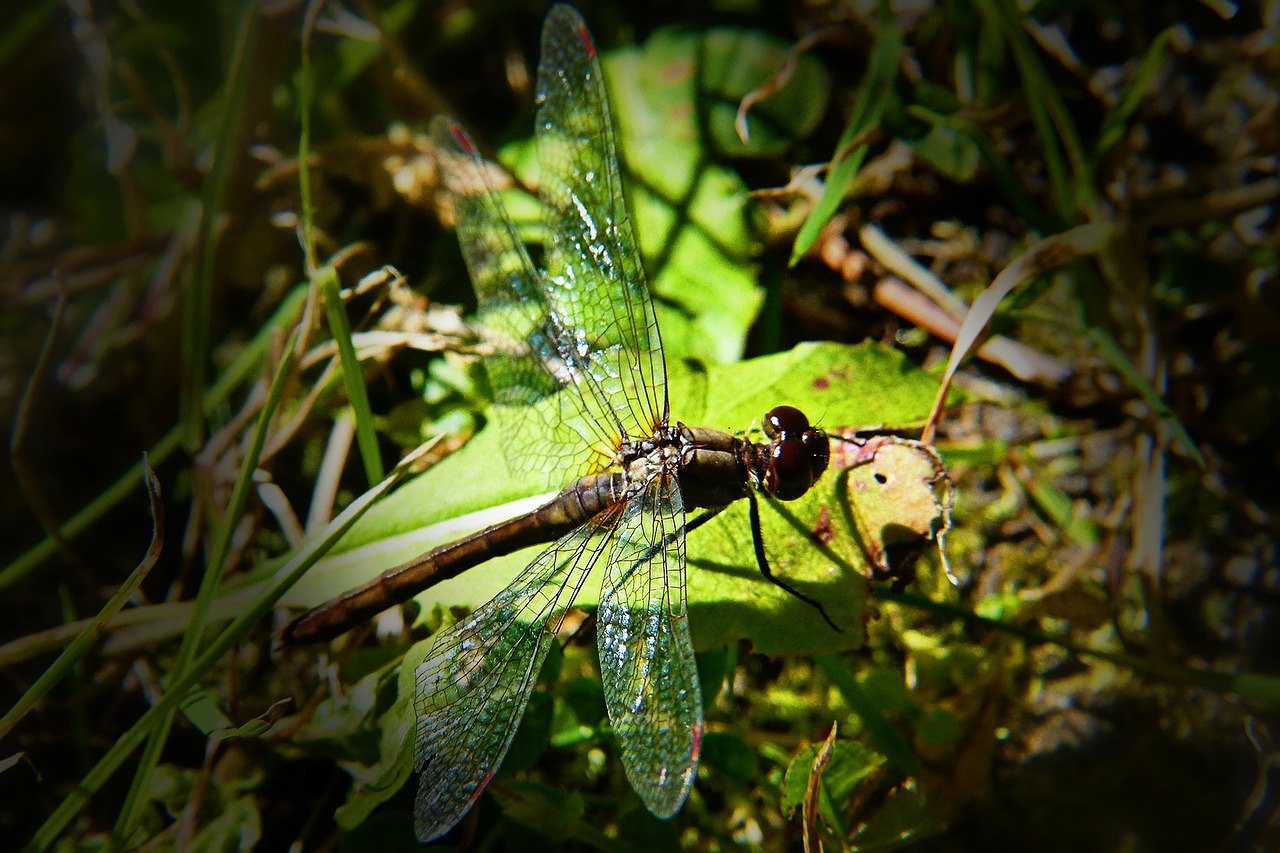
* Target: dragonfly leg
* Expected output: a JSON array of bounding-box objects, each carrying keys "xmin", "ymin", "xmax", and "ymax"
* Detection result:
[
  {"xmin": 747, "ymin": 491, "xmax": 841, "ymax": 633},
  {"xmin": 685, "ymin": 504, "xmax": 728, "ymax": 535}
]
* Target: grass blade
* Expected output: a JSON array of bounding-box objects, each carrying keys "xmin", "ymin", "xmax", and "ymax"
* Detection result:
[
  {"xmin": 114, "ymin": 324, "xmax": 301, "ymax": 839},
  {"xmin": 28, "ymin": 444, "xmax": 432, "ymax": 850},
  {"xmin": 0, "ymin": 460, "xmax": 163, "ymax": 741},
  {"xmin": 318, "ymin": 266, "xmax": 385, "ymax": 484},
  {"xmin": 790, "ymin": 10, "xmax": 902, "ymax": 265}
]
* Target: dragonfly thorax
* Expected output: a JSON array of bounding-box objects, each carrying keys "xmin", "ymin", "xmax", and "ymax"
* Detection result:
[
  {"xmin": 639, "ymin": 407, "xmax": 830, "ymax": 511},
  {"xmin": 618, "ymin": 425, "xmax": 692, "ymax": 495}
]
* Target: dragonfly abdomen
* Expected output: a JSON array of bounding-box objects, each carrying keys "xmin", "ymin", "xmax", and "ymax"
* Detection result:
[{"xmin": 283, "ymin": 472, "xmax": 627, "ymax": 644}]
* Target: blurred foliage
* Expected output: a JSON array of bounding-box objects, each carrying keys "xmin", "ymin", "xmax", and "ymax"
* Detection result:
[{"xmin": 2, "ymin": 0, "xmax": 1279, "ymax": 851}]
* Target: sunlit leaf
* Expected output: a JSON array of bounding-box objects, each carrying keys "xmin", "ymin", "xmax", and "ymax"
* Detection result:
[
  {"xmin": 284, "ymin": 342, "xmax": 941, "ymax": 656},
  {"xmin": 605, "ymin": 31, "xmax": 763, "ymax": 364}
]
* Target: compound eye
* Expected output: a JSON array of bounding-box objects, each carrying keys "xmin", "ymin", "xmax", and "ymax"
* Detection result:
[
  {"xmin": 767, "ymin": 437, "xmax": 812, "ymax": 501},
  {"xmin": 803, "ymin": 429, "xmax": 830, "ymax": 480},
  {"xmin": 764, "ymin": 405, "xmax": 809, "ymax": 439}
]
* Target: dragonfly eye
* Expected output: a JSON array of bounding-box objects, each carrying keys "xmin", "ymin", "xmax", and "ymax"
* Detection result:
[
  {"xmin": 763, "ymin": 405, "xmax": 810, "ymax": 440},
  {"xmin": 767, "ymin": 437, "xmax": 815, "ymax": 501},
  {"xmin": 804, "ymin": 429, "xmax": 830, "ymax": 481},
  {"xmin": 761, "ymin": 406, "xmax": 828, "ymax": 500}
]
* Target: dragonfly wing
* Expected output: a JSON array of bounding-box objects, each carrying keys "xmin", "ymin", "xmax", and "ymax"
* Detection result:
[
  {"xmin": 535, "ymin": 5, "xmax": 668, "ymax": 446},
  {"xmin": 597, "ymin": 474, "xmax": 702, "ymax": 818},
  {"xmin": 431, "ymin": 117, "xmax": 616, "ymax": 483},
  {"xmin": 412, "ymin": 505, "xmax": 623, "ymax": 842}
]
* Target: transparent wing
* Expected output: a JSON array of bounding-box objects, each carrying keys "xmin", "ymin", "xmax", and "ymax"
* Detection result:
[
  {"xmin": 431, "ymin": 117, "xmax": 618, "ymax": 484},
  {"xmin": 598, "ymin": 474, "xmax": 702, "ymax": 818},
  {"xmin": 412, "ymin": 505, "xmax": 623, "ymax": 842},
  {"xmin": 534, "ymin": 5, "xmax": 668, "ymax": 446}
]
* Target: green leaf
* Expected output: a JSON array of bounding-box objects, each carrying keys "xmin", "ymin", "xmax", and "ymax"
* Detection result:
[
  {"xmin": 334, "ymin": 661, "xmax": 419, "ymax": 831},
  {"xmin": 331, "ymin": 655, "xmax": 423, "ymax": 832},
  {"xmin": 909, "ymin": 121, "xmax": 981, "ymax": 181},
  {"xmin": 493, "ymin": 780, "xmax": 586, "ymax": 844},
  {"xmin": 296, "ymin": 660, "xmax": 388, "ymax": 764},
  {"xmin": 694, "ymin": 646, "xmax": 732, "ymax": 707},
  {"xmin": 558, "ymin": 674, "xmax": 607, "ymax": 733},
  {"xmin": 780, "ymin": 739, "xmax": 885, "ymax": 826},
  {"xmin": 697, "ymin": 28, "xmax": 831, "ymax": 158},
  {"xmin": 490, "ymin": 23, "xmax": 767, "ymax": 368},
  {"xmin": 604, "ymin": 29, "xmax": 763, "ymax": 364},
  {"xmin": 285, "ymin": 342, "xmax": 951, "ymax": 836},
  {"xmin": 904, "ymin": 104, "xmax": 1050, "ymax": 231},
  {"xmin": 916, "ymin": 706, "xmax": 961, "ymax": 747},
  {"xmin": 142, "ymin": 764, "xmax": 197, "ymax": 819},
  {"xmin": 849, "ymin": 782, "xmax": 935, "ymax": 848},
  {"xmin": 284, "ymin": 341, "xmax": 940, "ymax": 656},
  {"xmin": 816, "ymin": 655, "xmax": 918, "ymax": 776},
  {"xmin": 615, "ymin": 805, "xmax": 681, "ymax": 852},
  {"xmin": 855, "ymin": 668, "xmax": 914, "ymax": 717},
  {"xmin": 502, "ymin": 689, "xmax": 555, "ymax": 773}
]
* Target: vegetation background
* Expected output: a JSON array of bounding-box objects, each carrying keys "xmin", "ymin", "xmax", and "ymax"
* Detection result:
[{"xmin": 1, "ymin": 0, "xmax": 1277, "ymax": 850}]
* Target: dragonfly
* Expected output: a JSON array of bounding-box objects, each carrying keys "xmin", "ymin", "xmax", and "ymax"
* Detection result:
[{"xmin": 285, "ymin": 5, "xmax": 836, "ymax": 841}]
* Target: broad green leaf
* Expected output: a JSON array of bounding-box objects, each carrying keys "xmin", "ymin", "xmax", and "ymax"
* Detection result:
[
  {"xmin": 816, "ymin": 654, "xmax": 919, "ymax": 776},
  {"xmin": 500, "ymin": 689, "xmax": 555, "ymax": 773},
  {"xmin": 492, "ymin": 26, "xmax": 766, "ymax": 367},
  {"xmin": 917, "ymin": 706, "xmax": 961, "ymax": 747},
  {"xmin": 284, "ymin": 341, "xmax": 940, "ymax": 656},
  {"xmin": 909, "ymin": 121, "xmax": 981, "ymax": 181},
  {"xmin": 605, "ymin": 30, "xmax": 763, "ymax": 364},
  {"xmin": 848, "ymin": 782, "xmax": 936, "ymax": 848},
  {"xmin": 556, "ymin": 674, "xmax": 607, "ymax": 737},
  {"xmin": 142, "ymin": 764, "xmax": 197, "ymax": 819},
  {"xmin": 615, "ymin": 805, "xmax": 682, "ymax": 852},
  {"xmin": 837, "ymin": 438, "xmax": 954, "ymax": 583},
  {"xmin": 333, "ymin": 660, "xmax": 419, "ymax": 830}
]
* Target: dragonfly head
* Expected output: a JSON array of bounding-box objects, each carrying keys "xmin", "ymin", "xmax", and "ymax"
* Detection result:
[{"xmin": 760, "ymin": 405, "xmax": 829, "ymax": 501}]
